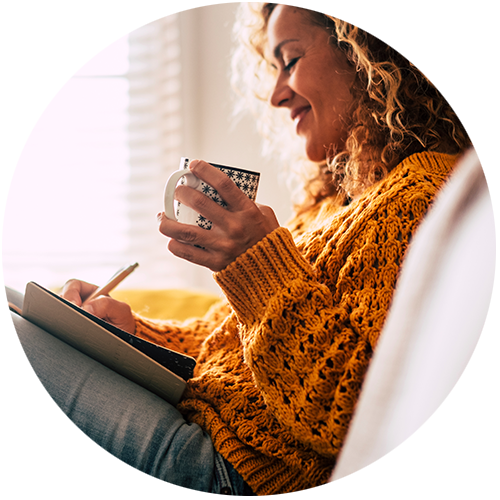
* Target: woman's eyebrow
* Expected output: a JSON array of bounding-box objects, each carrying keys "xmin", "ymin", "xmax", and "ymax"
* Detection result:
[{"xmin": 273, "ymin": 38, "xmax": 299, "ymax": 59}]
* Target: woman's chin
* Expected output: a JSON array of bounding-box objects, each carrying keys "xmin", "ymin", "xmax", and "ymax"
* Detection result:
[{"xmin": 304, "ymin": 145, "xmax": 328, "ymax": 163}]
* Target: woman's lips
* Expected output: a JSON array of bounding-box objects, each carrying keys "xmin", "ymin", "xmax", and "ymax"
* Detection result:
[{"xmin": 292, "ymin": 106, "xmax": 311, "ymax": 133}]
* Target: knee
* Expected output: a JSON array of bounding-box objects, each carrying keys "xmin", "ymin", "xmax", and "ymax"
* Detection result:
[{"xmin": 6, "ymin": 286, "xmax": 24, "ymax": 309}]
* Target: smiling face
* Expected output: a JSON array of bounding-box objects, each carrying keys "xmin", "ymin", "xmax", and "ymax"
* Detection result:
[{"xmin": 266, "ymin": 5, "xmax": 357, "ymax": 162}]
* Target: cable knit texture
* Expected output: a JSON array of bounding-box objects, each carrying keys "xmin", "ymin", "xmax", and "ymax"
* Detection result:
[{"xmin": 134, "ymin": 152, "xmax": 458, "ymax": 495}]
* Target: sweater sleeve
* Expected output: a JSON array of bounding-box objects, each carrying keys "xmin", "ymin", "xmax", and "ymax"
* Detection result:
[
  {"xmin": 213, "ymin": 212, "xmax": 417, "ymax": 456},
  {"xmin": 133, "ymin": 299, "xmax": 231, "ymax": 359}
]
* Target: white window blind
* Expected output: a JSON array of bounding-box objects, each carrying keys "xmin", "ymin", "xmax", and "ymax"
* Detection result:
[
  {"xmin": 125, "ymin": 14, "xmax": 206, "ymax": 291},
  {"xmin": 3, "ymin": 13, "xmax": 212, "ymax": 293}
]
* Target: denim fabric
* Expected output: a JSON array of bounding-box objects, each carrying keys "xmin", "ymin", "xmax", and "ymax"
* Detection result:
[{"xmin": 8, "ymin": 287, "xmax": 255, "ymax": 495}]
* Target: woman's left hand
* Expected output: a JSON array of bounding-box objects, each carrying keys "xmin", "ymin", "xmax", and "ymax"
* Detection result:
[{"xmin": 158, "ymin": 160, "xmax": 280, "ymax": 272}]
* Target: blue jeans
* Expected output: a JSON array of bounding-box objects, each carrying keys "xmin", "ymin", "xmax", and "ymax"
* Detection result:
[{"xmin": 7, "ymin": 287, "xmax": 254, "ymax": 496}]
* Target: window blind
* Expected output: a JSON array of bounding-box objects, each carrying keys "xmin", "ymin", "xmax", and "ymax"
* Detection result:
[{"xmin": 124, "ymin": 14, "xmax": 204, "ymax": 291}]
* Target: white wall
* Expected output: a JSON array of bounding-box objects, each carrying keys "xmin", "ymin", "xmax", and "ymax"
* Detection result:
[{"xmin": 177, "ymin": 3, "xmax": 294, "ymax": 292}]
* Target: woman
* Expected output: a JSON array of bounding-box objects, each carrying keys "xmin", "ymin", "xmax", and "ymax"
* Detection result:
[{"xmin": 11, "ymin": 3, "xmax": 470, "ymax": 496}]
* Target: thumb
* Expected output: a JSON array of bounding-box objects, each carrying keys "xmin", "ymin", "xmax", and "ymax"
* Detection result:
[
  {"xmin": 83, "ymin": 296, "xmax": 135, "ymax": 334},
  {"xmin": 82, "ymin": 302, "xmax": 97, "ymax": 316},
  {"xmin": 256, "ymin": 203, "xmax": 280, "ymax": 226}
]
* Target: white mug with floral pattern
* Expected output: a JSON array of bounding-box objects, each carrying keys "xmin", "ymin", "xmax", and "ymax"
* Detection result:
[{"xmin": 164, "ymin": 157, "xmax": 260, "ymax": 230}]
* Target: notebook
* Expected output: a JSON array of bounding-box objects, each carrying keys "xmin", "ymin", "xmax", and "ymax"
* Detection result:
[{"xmin": 21, "ymin": 282, "xmax": 196, "ymax": 405}]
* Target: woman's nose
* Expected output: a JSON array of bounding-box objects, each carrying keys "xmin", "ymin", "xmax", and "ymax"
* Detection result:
[{"xmin": 270, "ymin": 74, "xmax": 292, "ymax": 108}]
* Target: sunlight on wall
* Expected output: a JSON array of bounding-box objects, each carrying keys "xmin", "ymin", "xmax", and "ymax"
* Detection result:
[{"xmin": 3, "ymin": 36, "xmax": 131, "ymax": 290}]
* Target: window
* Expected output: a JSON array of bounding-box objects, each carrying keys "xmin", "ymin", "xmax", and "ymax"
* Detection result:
[{"xmin": 3, "ymin": 14, "xmax": 210, "ymax": 293}]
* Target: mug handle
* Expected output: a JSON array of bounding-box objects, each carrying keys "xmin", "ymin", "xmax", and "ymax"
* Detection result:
[{"xmin": 163, "ymin": 170, "xmax": 201, "ymax": 220}]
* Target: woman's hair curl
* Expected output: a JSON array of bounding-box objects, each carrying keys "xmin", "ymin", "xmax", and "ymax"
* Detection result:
[{"xmin": 231, "ymin": 3, "xmax": 471, "ymax": 210}]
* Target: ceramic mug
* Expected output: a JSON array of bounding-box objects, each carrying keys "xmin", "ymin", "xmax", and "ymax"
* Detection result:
[{"xmin": 164, "ymin": 157, "xmax": 260, "ymax": 230}]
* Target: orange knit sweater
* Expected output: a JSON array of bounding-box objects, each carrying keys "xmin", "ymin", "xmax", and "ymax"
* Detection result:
[{"xmin": 134, "ymin": 151, "xmax": 458, "ymax": 495}]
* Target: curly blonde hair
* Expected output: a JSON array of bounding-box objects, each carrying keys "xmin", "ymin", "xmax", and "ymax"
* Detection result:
[{"xmin": 231, "ymin": 3, "xmax": 471, "ymax": 210}]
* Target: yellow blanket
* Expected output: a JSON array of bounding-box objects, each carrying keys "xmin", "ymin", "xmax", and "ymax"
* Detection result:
[{"xmin": 110, "ymin": 289, "xmax": 222, "ymax": 321}]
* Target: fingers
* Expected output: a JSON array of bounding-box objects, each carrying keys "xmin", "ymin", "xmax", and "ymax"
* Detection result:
[
  {"xmin": 83, "ymin": 296, "xmax": 136, "ymax": 334},
  {"xmin": 167, "ymin": 238, "xmax": 222, "ymax": 272},
  {"xmin": 188, "ymin": 160, "xmax": 251, "ymax": 209},
  {"xmin": 256, "ymin": 203, "xmax": 280, "ymax": 227},
  {"xmin": 60, "ymin": 279, "xmax": 98, "ymax": 306},
  {"xmin": 158, "ymin": 213, "xmax": 222, "ymax": 270},
  {"xmin": 60, "ymin": 279, "xmax": 135, "ymax": 334},
  {"xmin": 158, "ymin": 211, "xmax": 211, "ymax": 248},
  {"xmin": 175, "ymin": 182, "xmax": 228, "ymax": 224},
  {"xmin": 157, "ymin": 199, "xmax": 281, "ymax": 271},
  {"xmin": 170, "ymin": 160, "xmax": 258, "ymax": 228}
]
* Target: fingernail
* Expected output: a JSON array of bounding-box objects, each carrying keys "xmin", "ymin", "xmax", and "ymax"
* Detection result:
[{"xmin": 189, "ymin": 159, "xmax": 200, "ymax": 171}]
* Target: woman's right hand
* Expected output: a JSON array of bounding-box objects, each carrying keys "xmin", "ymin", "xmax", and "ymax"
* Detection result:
[{"xmin": 60, "ymin": 279, "xmax": 136, "ymax": 334}]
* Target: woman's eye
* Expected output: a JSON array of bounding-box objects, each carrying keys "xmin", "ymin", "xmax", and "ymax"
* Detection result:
[{"xmin": 284, "ymin": 58, "xmax": 298, "ymax": 71}]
